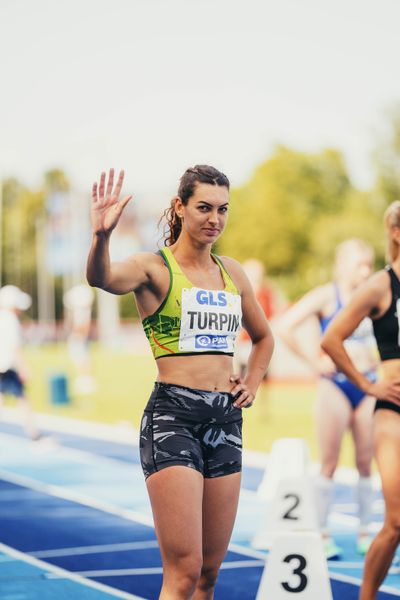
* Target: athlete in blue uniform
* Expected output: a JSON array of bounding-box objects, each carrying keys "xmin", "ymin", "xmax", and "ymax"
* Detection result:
[
  {"xmin": 322, "ymin": 202, "xmax": 400, "ymax": 600},
  {"xmin": 277, "ymin": 239, "xmax": 378, "ymax": 557}
]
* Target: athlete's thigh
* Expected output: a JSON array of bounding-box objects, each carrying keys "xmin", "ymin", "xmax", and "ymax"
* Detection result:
[
  {"xmin": 201, "ymin": 472, "xmax": 241, "ymax": 567},
  {"xmin": 351, "ymin": 395, "xmax": 374, "ymax": 458},
  {"xmin": 146, "ymin": 466, "xmax": 204, "ymax": 564},
  {"xmin": 315, "ymin": 378, "xmax": 352, "ymax": 456},
  {"xmin": 373, "ymin": 410, "xmax": 400, "ymax": 517}
]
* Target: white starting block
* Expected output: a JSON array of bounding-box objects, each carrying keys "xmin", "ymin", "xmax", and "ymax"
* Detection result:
[
  {"xmin": 253, "ymin": 438, "xmax": 317, "ymax": 549},
  {"xmin": 266, "ymin": 476, "xmax": 318, "ymax": 532},
  {"xmin": 257, "ymin": 438, "xmax": 311, "ymax": 501},
  {"xmin": 256, "ymin": 532, "xmax": 333, "ymax": 600}
]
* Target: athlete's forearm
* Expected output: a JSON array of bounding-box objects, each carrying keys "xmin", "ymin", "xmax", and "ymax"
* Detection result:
[
  {"xmin": 86, "ymin": 233, "xmax": 112, "ymax": 289},
  {"xmin": 321, "ymin": 334, "xmax": 371, "ymax": 392},
  {"xmin": 243, "ymin": 333, "xmax": 274, "ymax": 394},
  {"xmin": 277, "ymin": 327, "xmax": 319, "ymax": 373}
]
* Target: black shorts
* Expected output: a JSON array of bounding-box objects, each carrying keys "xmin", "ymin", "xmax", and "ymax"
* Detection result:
[
  {"xmin": 375, "ymin": 399, "xmax": 400, "ymax": 414},
  {"xmin": 140, "ymin": 382, "xmax": 243, "ymax": 480}
]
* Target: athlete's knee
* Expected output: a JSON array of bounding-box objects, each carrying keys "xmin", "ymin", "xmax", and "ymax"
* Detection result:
[
  {"xmin": 164, "ymin": 555, "xmax": 202, "ymax": 596},
  {"xmin": 383, "ymin": 517, "xmax": 400, "ymax": 545},
  {"xmin": 197, "ymin": 564, "xmax": 220, "ymax": 592}
]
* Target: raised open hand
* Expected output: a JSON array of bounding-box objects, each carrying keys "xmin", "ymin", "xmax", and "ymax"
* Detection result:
[{"xmin": 91, "ymin": 169, "xmax": 132, "ymax": 235}]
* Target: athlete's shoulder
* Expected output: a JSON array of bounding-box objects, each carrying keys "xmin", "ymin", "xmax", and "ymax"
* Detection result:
[
  {"xmin": 217, "ymin": 255, "xmax": 242, "ymax": 272},
  {"xmin": 217, "ymin": 256, "xmax": 247, "ymax": 291},
  {"xmin": 125, "ymin": 251, "xmax": 165, "ymax": 269},
  {"xmin": 356, "ymin": 269, "xmax": 391, "ymax": 304},
  {"xmin": 362, "ymin": 269, "xmax": 390, "ymax": 293}
]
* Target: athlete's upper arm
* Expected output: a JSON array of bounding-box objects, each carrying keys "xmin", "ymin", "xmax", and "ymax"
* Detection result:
[
  {"xmin": 104, "ymin": 253, "xmax": 158, "ymax": 295},
  {"xmin": 323, "ymin": 271, "xmax": 388, "ymax": 342},
  {"xmin": 221, "ymin": 257, "xmax": 270, "ymax": 342},
  {"xmin": 276, "ymin": 284, "xmax": 332, "ymax": 333}
]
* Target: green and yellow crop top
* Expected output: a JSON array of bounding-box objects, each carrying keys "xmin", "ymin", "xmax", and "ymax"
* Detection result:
[{"xmin": 142, "ymin": 247, "xmax": 242, "ymax": 359}]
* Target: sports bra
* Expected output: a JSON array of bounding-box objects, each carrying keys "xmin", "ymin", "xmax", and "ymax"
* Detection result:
[
  {"xmin": 142, "ymin": 247, "xmax": 242, "ymax": 359},
  {"xmin": 319, "ymin": 284, "xmax": 343, "ymax": 334},
  {"xmin": 319, "ymin": 283, "xmax": 375, "ymax": 346},
  {"xmin": 372, "ymin": 266, "xmax": 400, "ymax": 361}
]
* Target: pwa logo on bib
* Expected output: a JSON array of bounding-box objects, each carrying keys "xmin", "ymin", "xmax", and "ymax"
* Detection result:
[{"xmin": 195, "ymin": 335, "xmax": 228, "ymax": 350}]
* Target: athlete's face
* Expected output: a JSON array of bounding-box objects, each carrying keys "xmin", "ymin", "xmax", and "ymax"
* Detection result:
[
  {"xmin": 177, "ymin": 183, "xmax": 230, "ymax": 243},
  {"xmin": 390, "ymin": 226, "xmax": 400, "ymax": 257},
  {"xmin": 339, "ymin": 249, "xmax": 374, "ymax": 289}
]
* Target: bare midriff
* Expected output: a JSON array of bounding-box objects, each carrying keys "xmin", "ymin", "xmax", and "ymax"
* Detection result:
[
  {"xmin": 381, "ymin": 359, "xmax": 400, "ymax": 381},
  {"xmin": 156, "ymin": 354, "xmax": 235, "ymax": 392}
]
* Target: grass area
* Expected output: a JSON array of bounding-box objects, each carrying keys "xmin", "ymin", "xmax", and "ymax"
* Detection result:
[{"xmin": 11, "ymin": 343, "xmax": 359, "ymax": 466}]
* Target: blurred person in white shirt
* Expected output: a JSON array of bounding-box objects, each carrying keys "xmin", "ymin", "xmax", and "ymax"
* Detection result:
[
  {"xmin": 63, "ymin": 284, "xmax": 96, "ymax": 394},
  {"xmin": 0, "ymin": 285, "xmax": 41, "ymax": 440}
]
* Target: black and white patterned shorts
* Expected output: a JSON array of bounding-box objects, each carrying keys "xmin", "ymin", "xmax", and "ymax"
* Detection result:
[{"xmin": 140, "ymin": 382, "xmax": 243, "ymax": 480}]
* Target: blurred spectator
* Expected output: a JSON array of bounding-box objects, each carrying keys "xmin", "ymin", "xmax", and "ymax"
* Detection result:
[
  {"xmin": 276, "ymin": 239, "xmax": 377, "ymax": 557},
  {"xmin": 0, "ymin": 285, "xmax": 41, "ymax": 440},
  {"xmin": 63, "ymin": 284, "xmax": 96, "ymax": 394},
  {"xmin": 235, "ymin": 259, "xmax": 286, "ymax": 380}
]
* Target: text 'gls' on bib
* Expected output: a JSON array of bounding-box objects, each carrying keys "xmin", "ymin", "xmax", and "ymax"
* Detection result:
[{"xmin": 179, "ymin": 287, "xmax": 242, "ymax": 353}]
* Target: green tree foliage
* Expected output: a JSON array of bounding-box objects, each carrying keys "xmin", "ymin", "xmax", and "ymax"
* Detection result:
[
  {"xmin": 308, "ymin": 190, "xmax": 385, "ymax": 283},
  {"xmin": 373, "ymin": 106, "xmax": 400, "ymax": 205},
  {"xmin": 0, "ymin": 169, "xmax": 71, "ymax": 317},
  {"xmin": 2, "ymin": 107, "xmax": 400, "ymax": 313},
  {"xmin": 219, "ymin": 146, "xmax": 355, "ymax": 297},
  {"xmin": 1, "ymin": 178, "xmax": 46, "ymax": 305},
  {"xmin": 44, "ymin": 168, "xmax": 70, "ymax": 193}
]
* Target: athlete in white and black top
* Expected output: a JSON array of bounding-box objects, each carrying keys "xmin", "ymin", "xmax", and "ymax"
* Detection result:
[{"xmin": 322, "ymin": 201, "xmax": 400, "ymax": 600}]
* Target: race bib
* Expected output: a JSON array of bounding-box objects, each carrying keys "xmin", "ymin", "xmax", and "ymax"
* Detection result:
[{"xmin": 179, "ymin": 287, "xmax": 242, "ymax": 353}]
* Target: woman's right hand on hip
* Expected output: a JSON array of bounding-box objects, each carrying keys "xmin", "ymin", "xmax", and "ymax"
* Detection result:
[{"xmin": 366, "ymin": 379, "xmax": 400, "ymax": 404}]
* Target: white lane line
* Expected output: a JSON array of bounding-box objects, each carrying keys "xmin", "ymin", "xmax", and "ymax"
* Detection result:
[
  {"xmin": 0, "ymin": 468, "xmax": 264, "ymax": 565},
  {"xmin": 46, "ymin": 560, "xmax": 265, "ymax": 579},
  {"xmin": 221, "ymin": 560, "xmax": 264, "ymax": 569},
  {"xmin": 0, "ymin": 468, "xmax": 154, "ymax": 528},
  {"xmin": 46, "ymin": 568, "xmax": 165, "ymax": 578},
  {"xmin": 228, "ymin": 543, "xmax": 267, "ymax": 560},
  {"xmin": 0, "ymin": 423, "xmax": 382, "ymax": 494},
  {"xmin": 330, "ymin": 571, "xmax": 400, "ymax": 596},
  {"xmin": 4, "ymin": 426, "xmax": 400, "ymax": 594},
  {"xmin": 30, "ymin": 541, "xmax": 160, "ymax": 558},
  {"xmin": 4, "ymin": 468, "xmax": 400, "ymax": 594},
  {"xmin": 329, "ymin": 511, "xmax": 384, "ymax": 532},
  {"xmin": 224, "ymin": 542, "xmax": 400, "ymax": 592},
  {"xmin": 0, "ymin": 542, "xmax": 145, "ymax": 599},
  {"xmin": 331, "ymin": 501, "xmax": 384, "ymax": 513},
  {"xmin": 328, "ymin": 561, "xmax": 400, "ymax": 575},
  {"xmin": 0, "ymin": 408, "xmax": 139, "ymax": 445},
  {"xmin": 0, "ymin": 431, "xmax": 140, "ymax": 471}
]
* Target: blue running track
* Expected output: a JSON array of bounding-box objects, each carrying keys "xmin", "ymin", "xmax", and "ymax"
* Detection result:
[{"xmin": 0, "ymin": 418, "xmax": 399, "ymax": 599}]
